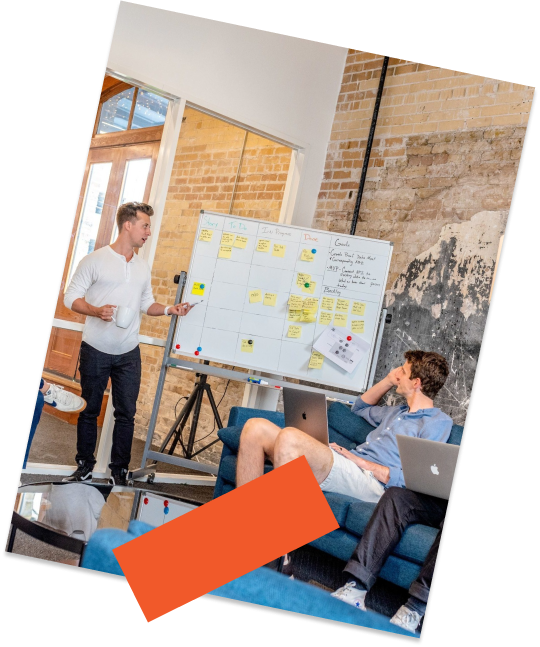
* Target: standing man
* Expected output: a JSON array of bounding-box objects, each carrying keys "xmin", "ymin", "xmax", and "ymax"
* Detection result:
[{"xmin": 63, "ymin": 202, "xmax": 193, "ymax": 485}]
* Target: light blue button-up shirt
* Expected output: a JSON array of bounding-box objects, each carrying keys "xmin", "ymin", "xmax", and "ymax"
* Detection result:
[{"xmin": 350, "ymin": 397, "xmax": 453, "ymax": 488}]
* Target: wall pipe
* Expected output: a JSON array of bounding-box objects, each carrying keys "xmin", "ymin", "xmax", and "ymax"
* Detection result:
[{"xmin": 350, "ymin": 56, "xmax": 390, "ymax": 236}]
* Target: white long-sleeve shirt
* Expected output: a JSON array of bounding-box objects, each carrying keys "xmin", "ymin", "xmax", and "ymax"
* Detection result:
[{"xmin": 64, "ymin": 245, "xmax": 155, "ymax": 355}]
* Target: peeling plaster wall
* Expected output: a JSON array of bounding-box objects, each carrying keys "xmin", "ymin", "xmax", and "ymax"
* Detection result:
[{"xmin": 378, "ymin": 211, "xmax": 506, "ymax": 425}]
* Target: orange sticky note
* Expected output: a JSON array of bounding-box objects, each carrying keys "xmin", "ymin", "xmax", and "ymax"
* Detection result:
[{"xmin": 114, "ymin": 457, "xmax": 338, "ymax": 621}]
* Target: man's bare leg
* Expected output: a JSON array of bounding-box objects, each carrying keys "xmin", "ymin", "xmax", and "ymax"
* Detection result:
[
  {"xmin": 274, "ymin": 427, "xmax": 334, "ymax": 483},
  {"xmin": 236, "ymin": 418, "xmax": 282, "ymax": 486}
]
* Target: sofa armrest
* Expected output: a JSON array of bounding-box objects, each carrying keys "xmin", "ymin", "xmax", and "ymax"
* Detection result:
[{"xmin": 228, "ymin": 406, "xmax": 285, "ymax": 428}]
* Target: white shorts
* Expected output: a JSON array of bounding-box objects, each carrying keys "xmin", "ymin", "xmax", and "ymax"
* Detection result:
[{"xmin": 320, "ymin": 449, "xmax": 385, "ymax": 503}]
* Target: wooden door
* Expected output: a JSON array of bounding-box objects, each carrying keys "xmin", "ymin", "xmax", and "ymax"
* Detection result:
[{"xmin": 44, "ymin": 141, "xmax": 160, "ymax": 377}]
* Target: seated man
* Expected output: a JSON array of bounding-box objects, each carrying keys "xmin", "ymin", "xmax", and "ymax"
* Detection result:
[
  {"xmin": 236, "ymin": 350, "xmax": 451, "ymax": 503},
  {"xmin": 331, "ymin": 486, "xmax": 447, "ymax": 634}
]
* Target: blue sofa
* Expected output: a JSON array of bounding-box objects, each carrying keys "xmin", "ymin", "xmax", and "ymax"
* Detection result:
[
  {"xmin": 214, "ymin": 402, "xmax": 463, "ymax": 591},
  {"xmin": 82, "ymin": 520, "xmax": 413, "ymax": 636}
]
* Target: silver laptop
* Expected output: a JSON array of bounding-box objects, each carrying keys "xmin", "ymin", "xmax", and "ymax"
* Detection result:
[
  {"xmin": 397, "ymin": 436, "xmax": 459, "ymax": 500},
  {"xmin": 283, "ymin": 388, "xmax": 329, "ymax": 445}
]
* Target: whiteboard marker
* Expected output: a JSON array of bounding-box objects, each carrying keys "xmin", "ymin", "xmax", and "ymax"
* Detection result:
[{"xmin": 247, "ymin": 377, "xmax": 269, "ymax": 385}]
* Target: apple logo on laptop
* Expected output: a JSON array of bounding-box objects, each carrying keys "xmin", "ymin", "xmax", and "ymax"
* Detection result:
[
  {"xmin": 431, "ymin": 464, "xmax": 439, "ymax": 476},
  {"xmin": 302, "ymin": 412, "xmax": 307, "ymax": 420}
]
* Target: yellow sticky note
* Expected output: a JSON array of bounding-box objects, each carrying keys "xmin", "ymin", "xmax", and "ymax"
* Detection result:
[
  {"xmin": 191, "ymin": 282, "xmax": 205, "ymax": 296},
  {"xmin": 308, "ymin": 350, "xmax": 324, "ymax": 369},
  {"xmin": 319, "ymin": 311, "xmax": 333, "ymax": 325},
  {"xmin": 300, "ymin": 249, "xmax": 315, "ymax": 262},
  {"xmin": 272, "ymin": 243, "xmax": 286, "ymax": 257},
  {"xmin": 221, "ymin": 232, "xmax": 235, "ymax": 245},
  {"xmin": 218, "ymin": 245, "xmax": 232, "ymax": 259},
  {"xmin": 303, "ymin": 297, "xmax": 319, "ymax": 313},
  {"xmin": 263, "ymin": 292, "xmax": 277, "ymax": 306},
  {"xmin": 301, "ymin": 281, "xmax": 316, "ymax": 294},
  {"xmin": 256, "ymin": 239, "xmax": 271, "ymax": 252},
  {"xmin": 352, "ymin": 301, "xmax": 366, "ymax": 316},
  {"xmin": 300, "ymin": 311, "xmax": 316, "ymax": 323},
  {"xmin": 288, "ymin": 294, "xmax": 304, "ymax": 310},
  {"xmin": 334, "ymin": 313, "xmax": 348, "ymax": 326},
  {"xmin": 296, "ymin": 273, "xmax": 311, "ymax": 287},
  {"xmin": 321, "ymin": 297, "xmax": 335, "ymax": 311},
  {"xmin": 288, "ymin": 310, "xmax": 302, "ymax": 322},
  {"xmin": 287, "ymin": 325, "xmax": 302, "ymax": 338},
  {"xmin": 336, "ymin": 299, "xmax": 350, "ymax": 312},
  {"xmin": 249, "ymin": 289, "xmax": 262, "ymax": 303},
  {"xmin": 199, "ymin": 229, "xmax": 213, "ymax": 242},
  {"xmin": 234, "ymin": 235, "xmax": 248, "ymax": 249},
  {"xmin": 352, "ymin": 320, "xmax": 365, "ymax": 334},
  {"xmin": 241, "ymin": 339, "xmax": 254, "ymax": 353}
]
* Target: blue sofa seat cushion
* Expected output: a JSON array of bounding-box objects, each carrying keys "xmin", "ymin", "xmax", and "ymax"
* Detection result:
[{"xmin": 448, "ymin": 424, "xmax": 463, "ymax": 446}]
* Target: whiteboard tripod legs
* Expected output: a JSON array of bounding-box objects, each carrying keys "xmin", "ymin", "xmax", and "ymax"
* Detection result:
[{"xmin": 158, "ymin": 362, "xmax": 224, "ymax": 460}]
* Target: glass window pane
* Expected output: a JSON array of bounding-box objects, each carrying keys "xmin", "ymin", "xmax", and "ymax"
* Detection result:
[
  {"xmin": 97, "ymin": 87, "xmax": 135, "ymax": 134},
  {"xmin": 67, "ymin": 162, "xmax": 112, "ymax": 284},
  {"xmin": 131, "ymin": 90, "xmax": 169, "ymax": 129},
  {"xmin": 111, "ymin": 158, "xmax": 152, "ymax": 243}
]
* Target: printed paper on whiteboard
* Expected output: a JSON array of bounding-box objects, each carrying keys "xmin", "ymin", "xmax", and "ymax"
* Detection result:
[{"xmin": 313, "ymin": 326, "xmax": 370, "ymax": 373}]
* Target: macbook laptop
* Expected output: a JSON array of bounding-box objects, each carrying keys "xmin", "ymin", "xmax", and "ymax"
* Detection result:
[
  {"xmin": 282, "ymin": 388, "xmax": 329, "ymax": 445},
  {"xmin": 396, "ymin": 435, "xmax": 459, "ymax": 500}
]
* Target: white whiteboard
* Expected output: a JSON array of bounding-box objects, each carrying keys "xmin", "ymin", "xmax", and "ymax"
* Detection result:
[{"xmin": 173, "ymin": 211, "xmax": 392, "ymax": 392}]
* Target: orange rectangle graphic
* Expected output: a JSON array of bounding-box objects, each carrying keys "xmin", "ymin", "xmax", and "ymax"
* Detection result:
[{"xmin": 114, "ymin": 457, "xmax": 338, "ymax": 621}]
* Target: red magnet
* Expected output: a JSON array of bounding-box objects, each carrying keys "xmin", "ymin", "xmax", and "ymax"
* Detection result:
[
  {"xmin": 144, "ymin": 498, "xmax": 149, "ymax": 505},
  {"xmin": 347, "ymin": 336, "xmax": 352, "ymax": 341},
  {"xmin": 164, "ymin": 500, "xmax": 169, "ymax": 507},
  {"xmin": 194, "ymin": 351, "xmax": 200, "ymax": 356},
  {"xmin": 175, "ymin": 344, "xmax": 180, "ymax": 349}
]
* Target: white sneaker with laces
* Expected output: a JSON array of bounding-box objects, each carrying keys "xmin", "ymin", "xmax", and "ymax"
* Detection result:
[
  {"xmin": 44, "ymin": 384, "xmax": 86, "ymax": 413},
  {"xmin": 330, "ymin": 581, "xmax": 367, "ymax": 610},
  {"xmin": 390, "ymin": 605, "xmax": 422, "ymax": 633}
]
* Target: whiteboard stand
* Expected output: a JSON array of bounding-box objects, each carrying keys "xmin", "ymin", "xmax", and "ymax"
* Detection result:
[{"xmin": 129, "ymin": 271, "xmax": 221, "ymax": 484}]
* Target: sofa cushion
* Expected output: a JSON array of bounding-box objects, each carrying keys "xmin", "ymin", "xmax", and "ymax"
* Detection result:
[
  {"xmin": 448, "ymin": 424, "xmax": 463, "ymax": 446},
  {"xmin": 323, "ymin": 492, "xmax": 359, "ymax": 527},
  {"xmin": 228, "ymin": 406, "xmax": 285, "ymax": 428},
  {"xmin": 218, "ymin": 426, "xmax": 243, "ymax": 453},
  {"xmin": 327, "ymin": 402, "xmax": 375, "ymax": 446}
]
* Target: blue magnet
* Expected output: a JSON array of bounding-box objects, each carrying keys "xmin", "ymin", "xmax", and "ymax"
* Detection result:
[
  {"xmin": 200, "ymin": 284, "xmax": 205, "ymax": 289},
  {"xmin": 311, "ymin": 249, "xmax": 317, "ymax": 254},
  {"xmin": 197, "ymin": 346, "xmax": 202, "ymax": 352},
  {"xmin": 164, "ymin": 507, "xmax": 170, "ymax": 515}
]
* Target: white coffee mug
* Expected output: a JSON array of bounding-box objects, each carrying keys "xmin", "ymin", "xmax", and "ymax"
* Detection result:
[{"xmin": 112, "ymin": 306, "xmax": 136, "ymax": 329}]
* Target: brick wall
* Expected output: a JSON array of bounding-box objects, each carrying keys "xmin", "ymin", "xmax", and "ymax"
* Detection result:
[
  {"xmin": 313, "ymin": 51, "xmax": 533, "ymax": 424},
  {"xmin": 135, "ymin": 107, "xmax": 292, "ymax": 465},
  {"xmin": 313, "ymin": 51, "xmax": 533, "ymax": 287}
]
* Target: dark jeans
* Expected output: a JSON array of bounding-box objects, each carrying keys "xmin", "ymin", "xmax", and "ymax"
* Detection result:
[
  {"xmin": 77, "ymin": 341, "xmax": 141, "ymax": 471},
  {"xmin": 23, "ymin": 379, "xmax": 45, "ymax": 469},
  {"xmin": 344, "ymin": 487, "xmax": 447, "ymax": 607}
]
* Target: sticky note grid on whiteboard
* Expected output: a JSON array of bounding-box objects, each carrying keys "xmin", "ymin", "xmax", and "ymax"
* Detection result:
[{"xmin": 173, "ymin": 212, "xmax": 392, "ymax": 392}]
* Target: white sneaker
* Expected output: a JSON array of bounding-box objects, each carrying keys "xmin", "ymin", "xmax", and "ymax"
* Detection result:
[
  {"xmin": 390, "ymin": 605, "xmax": 422, "ymax": 633},
  {"xmin": 44, "ymin": 384, "xmax": 86, "ymax": 413},
  {"xmin": 331, "ymin": 581, "xmax": 367, "ymax": 610}
]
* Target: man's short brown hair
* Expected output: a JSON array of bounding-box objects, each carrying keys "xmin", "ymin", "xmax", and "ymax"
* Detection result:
[
  {"xmin": 404, "ymin": 350, "xmax": 449, "ymax": 399},
  {"xmin": 116, "ymin": 202, "xmax": 154, "ymax": 231}
]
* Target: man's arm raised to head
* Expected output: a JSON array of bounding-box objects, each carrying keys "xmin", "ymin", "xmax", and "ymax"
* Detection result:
[{"xmin": 360, "ymin": 368, "xmax": 401, "ymax": 405}]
